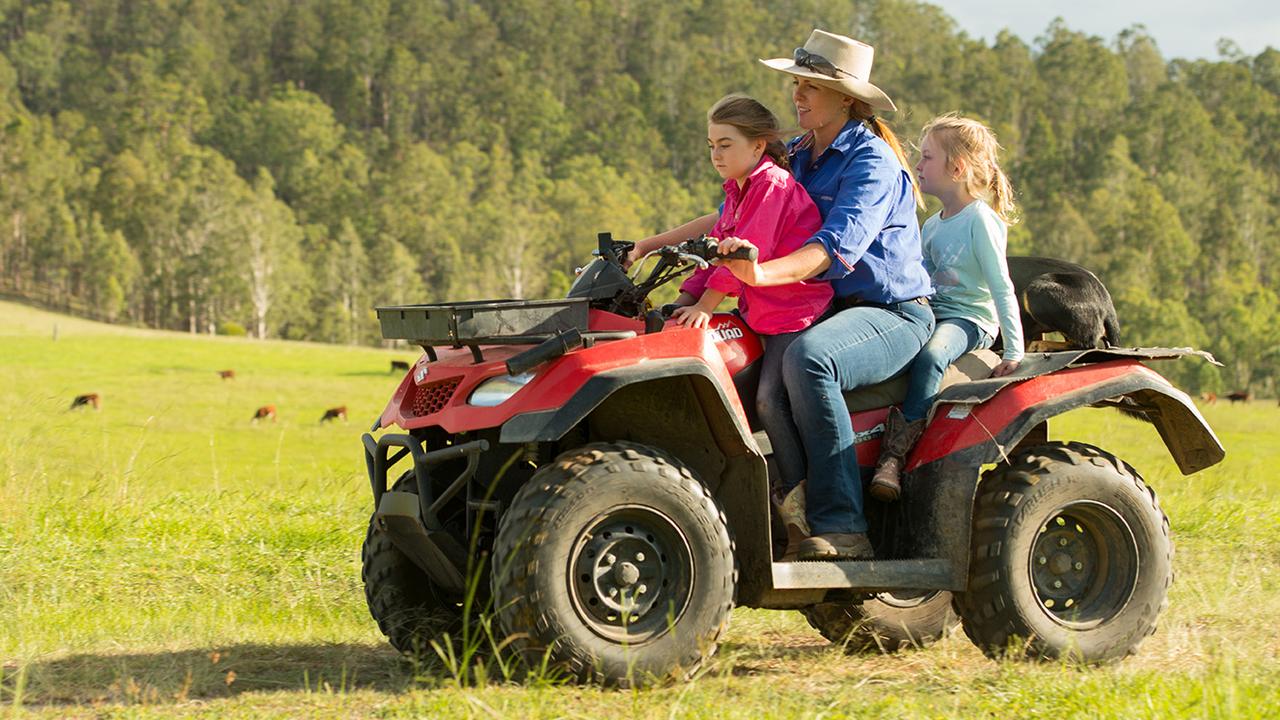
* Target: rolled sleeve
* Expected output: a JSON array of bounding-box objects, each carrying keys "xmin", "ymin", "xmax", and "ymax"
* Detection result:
[
  {"xmin": 680, "ymin": 267, "xmax": 712, "ymax": 298},
  {"xmin": 705, "ymin": 266, "xmax": 742, "ymax": 297},
  {"xmin": 807, "ymin": 148, "xmax": 899, "ymax": 281}
]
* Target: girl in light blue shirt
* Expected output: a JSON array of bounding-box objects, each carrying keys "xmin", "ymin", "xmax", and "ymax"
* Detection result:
[{"xmin": 870, "ymin": 114, "xmax": 1024, "ymax": 502}]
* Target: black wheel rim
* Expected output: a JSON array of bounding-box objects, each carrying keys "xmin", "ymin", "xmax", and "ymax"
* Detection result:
[
  {"xmin": 568, "ymin": 505, "xmax": 694, "ymax": 643},
  {"xmin": 1029, "ymin": 501, "xmax": 1139, "ymax": 628}
]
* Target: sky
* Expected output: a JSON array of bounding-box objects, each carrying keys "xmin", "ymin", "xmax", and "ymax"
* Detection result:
[{"xmin": 927, "ymin": 0, "xmax": 1279, "ymax": 60}]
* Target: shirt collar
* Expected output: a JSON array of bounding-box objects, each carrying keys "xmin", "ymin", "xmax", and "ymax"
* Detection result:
[
  {"xmin": 721, "ymin": 154, "xmax": 775, "ymax": 197},
  {"xmin": 827, "ymin": 120, "xmax": 865, "ymax": 155},
  {"xmin": 790, "ymin": 120, "xmax": 864, "ymax": 168}
]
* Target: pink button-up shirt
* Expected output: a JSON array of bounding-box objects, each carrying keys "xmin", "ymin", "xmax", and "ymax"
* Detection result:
[{"xmin": 680, "ymin": 156, "xmax": 832, "ymax": 335}]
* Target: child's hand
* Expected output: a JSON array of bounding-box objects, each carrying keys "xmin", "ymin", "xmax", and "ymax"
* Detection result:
[
  {"xmin": 991, "ymin": 360, "xmax": 1021, "ymax": 377},
  {"xmin": 671, "ymin": 304, "xmax": 715, "ymax": 329},
  {"xmin": 623, "ymin": 244, "xmax": 644, "ymax": 269},
  {"xmin": 716, "ymin": 237, "xmax": 764, "ymax": 286}
]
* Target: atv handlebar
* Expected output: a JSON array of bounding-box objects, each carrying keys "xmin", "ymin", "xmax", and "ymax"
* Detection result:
[
  {"xmin": 577, "ymin": 232, "xmax": 758, "ymax": 319},
  {"xmin": 629, "ymin": 235, "xmax": 759, "ymax": 279},
  {"xmin": 671, "ymin": 235, "xmax": 759, "ymax": 263}
]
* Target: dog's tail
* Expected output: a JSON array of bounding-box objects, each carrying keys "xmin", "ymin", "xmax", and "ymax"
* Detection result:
[{"xmin": 1118, "ymin": 402, "xmax": 1152, "ymax": 424}]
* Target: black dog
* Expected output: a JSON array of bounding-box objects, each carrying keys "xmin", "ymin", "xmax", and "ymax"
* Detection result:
[{"xmin": 1005, "ymin": 256, "xmax": 1120, "ymax": 350}]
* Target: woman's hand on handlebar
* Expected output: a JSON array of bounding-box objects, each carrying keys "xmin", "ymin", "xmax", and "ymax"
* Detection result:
[{"xmin": 716, "ymin": 237, "xmax": 765, "ymax": 286}]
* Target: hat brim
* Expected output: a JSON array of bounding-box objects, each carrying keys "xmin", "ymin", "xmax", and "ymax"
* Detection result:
[{"xmin": 759, "ymin": 58, "xmax": 897, "ymax": 112}]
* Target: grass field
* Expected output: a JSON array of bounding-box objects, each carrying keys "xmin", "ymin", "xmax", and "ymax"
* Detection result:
[{"xmin": 2, "ymin": 299, "xmax": 1279, "ymax": 719}]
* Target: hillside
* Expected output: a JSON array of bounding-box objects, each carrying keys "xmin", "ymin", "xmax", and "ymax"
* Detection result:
[{"xmin": 1, "ymin": 1, "xmax": 1277, "ymax": 393}]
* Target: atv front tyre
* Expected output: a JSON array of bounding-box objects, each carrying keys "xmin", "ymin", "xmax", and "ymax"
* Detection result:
[
  {"xmin": 956, "ymin": 442, "xmax": 1172, "ymax": 663},
  {"xmin": 492, "ymin": 442, "xmax": 736, "ymax": 686},
  {"xmin": 362, "ymin": 472, "xmax": 464, "ymax": 655},
  {"xmin": 803, "ymin": 590, "xmax": 957, "ymax": 652}
]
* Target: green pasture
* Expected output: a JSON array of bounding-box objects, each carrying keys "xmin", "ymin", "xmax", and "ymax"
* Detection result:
[{"xmin": 1, "ymin": 299, "xmax": 1278, "ymax": 718}]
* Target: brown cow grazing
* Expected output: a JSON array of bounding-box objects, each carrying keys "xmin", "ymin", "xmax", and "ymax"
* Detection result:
[
  {"xmin": 70, "ymin": 393, "xmax": 100, "ymax": 410},
  {"xmin": 1200, "ymin": 392, "xmax": 1217, "ymax": 404},
  {"xmin": 390, "ymin": 360, "xmax": 411, "ymax": 373},
  {"xmin": 218, "ymin": 369, "xmax": 236, "ymax": 380},
  {"xmin": 1226, "ymin": 391, "xmax": 1250, "ymax": 404},
  {"xmin": 320, "ymin": 406, "xmax": 347, "ymax": 423},
  {"xmin": 251, "ymin": 405, "xmax": 277, "ymax": 423}
]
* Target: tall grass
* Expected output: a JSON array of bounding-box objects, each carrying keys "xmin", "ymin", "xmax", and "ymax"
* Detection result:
[{"xmin": 2, "ymin": 299, "xmax": 1279, "ymax": 718}]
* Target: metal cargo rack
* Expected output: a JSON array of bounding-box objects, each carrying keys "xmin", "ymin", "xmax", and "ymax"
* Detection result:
[{"xmin": 376, "ymin": 298, "xmax": 633, "ymax": 364}]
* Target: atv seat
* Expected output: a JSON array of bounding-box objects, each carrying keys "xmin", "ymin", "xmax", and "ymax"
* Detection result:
[{"xmin": 842, "ymin": 349, "xmax": 1000, "ymax": 413}]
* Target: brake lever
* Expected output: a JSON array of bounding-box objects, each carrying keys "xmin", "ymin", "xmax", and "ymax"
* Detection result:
[
  {"xmin": 628, "ymin": 249, "xmax": 708, "ymax": 280},
  {"xmin": 675, "ymin": 252, "xmax": 712, "ymax": 268}
]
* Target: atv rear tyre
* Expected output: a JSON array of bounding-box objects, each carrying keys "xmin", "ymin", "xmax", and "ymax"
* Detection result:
[
  {"xmin": 362, "ymin": 472, "xmax": 464, "ymax": 655},
  {"xmin": 956, "ymin": 442, "xmax": 1172, "ymax": 663},
  {"xmin": 803, "ymin": 591, "xmax": 957, "ymax": 652},
  {"xmin": 492, "ymin": 442, "xmax": 736, "ymax": 686}
]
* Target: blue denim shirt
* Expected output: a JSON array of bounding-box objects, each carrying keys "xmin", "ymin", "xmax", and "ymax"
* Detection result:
[{"xmin": 789, "ymin": 121, "xmax": 932, "ymax": 304}]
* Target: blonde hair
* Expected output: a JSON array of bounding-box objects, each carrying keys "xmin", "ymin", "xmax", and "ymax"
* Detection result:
[
  {"xmin": 708, "ymin": 95, "xmax": 791, "ymax": 171},
  {"xmin": 848, "ymin": 99, "xmax": 924, "ymax": 208},
  {"xmin": 919, "ymin": 113, "xmax": 1018, "ymax": 224}
]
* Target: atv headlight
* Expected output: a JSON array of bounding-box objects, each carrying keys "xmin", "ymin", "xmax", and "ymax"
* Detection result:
[{"xmin": 467, "ymin": 372, "xmax": 537, "ymax": 407}]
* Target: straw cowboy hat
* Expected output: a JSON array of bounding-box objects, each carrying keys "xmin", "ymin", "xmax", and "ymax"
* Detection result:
[{"xmin": 760, "ymin": 30, "xmax": 897, "ymax": 112}]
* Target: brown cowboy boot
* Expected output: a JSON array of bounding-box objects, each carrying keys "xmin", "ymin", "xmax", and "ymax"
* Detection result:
[
  {"xmin": 774, "ymin": 481, "xmax": 809, "ymax": 561},
  {"xmin": 869, "ymin": 406, "xmax": 926, "ymax": 502}
]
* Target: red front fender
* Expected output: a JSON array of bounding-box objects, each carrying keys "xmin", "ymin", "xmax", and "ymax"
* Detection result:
[{"xmin": 378, "ymin": 319, "xmax": 752, "ymax": 435}]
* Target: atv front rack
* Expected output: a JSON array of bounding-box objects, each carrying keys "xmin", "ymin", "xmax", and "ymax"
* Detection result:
[
  {"xmin": 377, "ymin": 299, "xmax": 589, "ymax": 345},
  {"xmin": 377, "ymin": 298, "xmax": 637, "ymax": 363}
]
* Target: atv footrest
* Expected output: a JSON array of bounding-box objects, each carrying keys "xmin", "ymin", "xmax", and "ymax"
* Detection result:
[{"xmin": 770, "ymin": 558, "xmax": 955, "ymax": 592}]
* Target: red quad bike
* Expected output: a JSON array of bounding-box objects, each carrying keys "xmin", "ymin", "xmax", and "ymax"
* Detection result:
[{"xmin": 360, "ymin": 233, "xmax": 1225, "ymax": 685}]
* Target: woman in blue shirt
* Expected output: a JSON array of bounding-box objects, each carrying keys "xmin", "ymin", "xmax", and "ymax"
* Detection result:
[
  {"xmin": 719, "ymin": 30, "xmax": 933, "ymax": 561},
  {"xmin": 634, "ymin": 30, "xmax": 932, "ymax": 561}
]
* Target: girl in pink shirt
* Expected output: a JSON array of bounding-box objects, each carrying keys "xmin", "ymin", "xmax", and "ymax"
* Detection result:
[{"xmin": 672, "ymin": 95, "xmax": 832, "ymax": 498}]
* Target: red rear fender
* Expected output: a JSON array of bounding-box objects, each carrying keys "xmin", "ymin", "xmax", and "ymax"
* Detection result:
[{"xmin": 909, "ymin": 360, "xmax": 1224, "ymax": 475}]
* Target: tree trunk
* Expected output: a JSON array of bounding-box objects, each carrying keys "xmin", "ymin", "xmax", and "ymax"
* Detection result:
[
  {"xmin": 248, "ymin": 229, "xmax": 273, "ymax": 340},
  {"xmin": 11, "ymin": 211, "xmax": 24, "ymax": 293}
]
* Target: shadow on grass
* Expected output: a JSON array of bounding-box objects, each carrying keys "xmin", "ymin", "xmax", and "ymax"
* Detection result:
[
  {"xmin": 716, "ymin": 640, "xmax": 834, "ymax": 677},
  {"xmin": 4, "ymin": 642, "xmax": 438, "ymax": 706}
]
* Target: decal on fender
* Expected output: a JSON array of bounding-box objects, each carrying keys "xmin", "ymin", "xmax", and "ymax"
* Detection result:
[
  {"xmin": 708, "ymin": 322, "xmax": 744, "ymax": 343},
  {"xmin": 852, "ymin": 422, "xmax": 886, "ymax": 444}
]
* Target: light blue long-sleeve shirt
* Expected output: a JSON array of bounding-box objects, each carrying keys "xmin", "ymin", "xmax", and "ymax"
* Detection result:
[{"xmin": 922, "ymin": 199, "xmax": 1024, "ymax": 361}]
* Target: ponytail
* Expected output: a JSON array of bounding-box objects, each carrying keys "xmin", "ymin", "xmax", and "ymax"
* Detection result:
[
  {"xmin": 765, "ymin": 138, "xmax": 790, "ymax": 171},
  {"xmin": 851, "ymin": 100, "xmax": 924, "ymax": 208},
  {"xmin": 987, "ymin": 161, "xmax": 1018, "ymax": 225}
]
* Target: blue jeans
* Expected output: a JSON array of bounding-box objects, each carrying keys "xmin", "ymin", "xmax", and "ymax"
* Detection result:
[
  {"xmin": 902, "ymin": 318, "xmax": 994, "ymax": 422},
  {"xmin": 783, "ymin": 299, "xmax": 934, "ymax": 535},
  {"xmin": 756, "ymin": 330, "xmax": 806, "ymax": 495}
]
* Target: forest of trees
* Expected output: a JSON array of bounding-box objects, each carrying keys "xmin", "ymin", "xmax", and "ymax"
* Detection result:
[{"xmin": 1, "ymin": 0, "xmax": 1277, "ymax": 393}]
